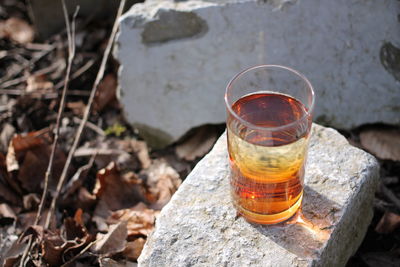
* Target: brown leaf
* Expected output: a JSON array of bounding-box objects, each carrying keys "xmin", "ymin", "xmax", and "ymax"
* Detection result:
[
  {"xmin": 0, "ymin": 17, "xmax": 34, "ymax": 44},
  {"xmin": 67, "ymin": 101, "xmax": 86, "ymax": 116},
  {"xmin": 141, "ymin": 159, "xmax": 181, "ymax": 209},
  {"xmin": 375, "ymin": 211, "xmax": 400, "ymax": 234},
  {"xmin": 17, "ymin": 144, "xmax": 66, "ymax": 193},
  {"xmin": 0, "ymin": 123, "xmax": 15, "ymax": 154},
  {"xmin": 0, "ymin": 153, "xmax": 21, "ymax": 206},
  {"xmin": 23, "ymin": 193, "xmax": 40, "ymax": 210},
  {"xmin": 94, "ymin": 73, "xmax": 118, "ymax": 112},
  {"xmin": 5, "ymin": 138, "xmax": 19, "ymax": 172},
  {"xmin": 175, "ymin": 126, "xmax": 218, "ymax": 161},
  {"xmin": 123, "ymin": 238, "xmax": 146, "ymax": 261},
  {"xmin": 360, "ymin": 128, "xmax": 400, "ymax": 161},
  {"xmin": 108, "ymin": 202, "xmax": 158, "ymax": 238},
  {"xmin": 26, "ymin": 74, "xmax": 54, "ymax": 93},
  {"xmin": 7, "ymin": 130, "xmax": 66, "ymax": 193},
  {"xmin": 0, "ymin": 238, "xmax": 28, "ymax": 267},
  {"xmin": 92, "ymin": 221, "xmax": 128, "ymax": 255},
  {"xmin": 42, "ymin": 231, "xmax": 77, "ymax": 267},
  {"xmin": 0, "ymin": 203, "xmax": 16, "ymax": 224},
  {"xmin": 93, "ymin": 162, "xmax": 147, "ymax": 211}
]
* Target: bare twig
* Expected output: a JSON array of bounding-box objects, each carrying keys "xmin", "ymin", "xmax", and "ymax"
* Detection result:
[
  {"xmin": 55, "ymin": 58, "xmax": 96, "ymax": 89},
  {"xmin": 60, "ymin": 240, "xmax": 98, "ymax": 267},
  {"xmin": 19, "ymin": 2, "xmax": 79, "ymax": 267},
  {"xmin": 35, "ymin": 0, "xmax": 79, "ymax": 226},
  {"xmin": 45, "ymin": 0, "xmax": 126, "ymax": 228},
  {"xmin": 73, "ymin": 116, "xmax": 105, "ymax": 136}
]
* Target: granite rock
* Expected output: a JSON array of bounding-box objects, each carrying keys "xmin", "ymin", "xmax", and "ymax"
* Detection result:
[
  {"xmin": 116, "ymin": 0, "xmax": 400, "ymax": 147},
  {"xmin": 138, "ymin": 124, "xmax": 379, "ymax": 266}
]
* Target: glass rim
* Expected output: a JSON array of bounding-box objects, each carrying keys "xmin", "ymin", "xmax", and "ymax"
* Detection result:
[{"xmin": 224, "ymin": 64, "xmax": 315, "ymax": 132}]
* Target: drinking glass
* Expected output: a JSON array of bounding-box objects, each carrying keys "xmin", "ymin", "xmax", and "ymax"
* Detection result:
[{"xmin": 225, "ymin": 65, "xmax": 315, "ymax": 224}]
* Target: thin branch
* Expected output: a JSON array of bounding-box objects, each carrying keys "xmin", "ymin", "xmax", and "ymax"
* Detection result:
[
  {"xmin": 45, "ymin": 0, "xmax": 126, "ymax": 228},
  {"xmin": 60, "ymin": 240, "xmax": 98, "ymax": 267},
  {"xmin": 35, "ymin": 0, "xmax": 79, "ymax": 227}
]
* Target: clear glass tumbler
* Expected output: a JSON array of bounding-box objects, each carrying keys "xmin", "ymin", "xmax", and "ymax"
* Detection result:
[{"xmin": 225, "ymin": 65, "xmax": 315, "ymax": 224}]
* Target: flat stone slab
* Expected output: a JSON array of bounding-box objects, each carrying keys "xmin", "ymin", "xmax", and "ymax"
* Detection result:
[
  {"xmin": 116, "ymin": 0, "xmax": 400, "ymax": 147},
  {"xmin": 138, "ymin": 124, "xmax": 379, "ymax": 267}
]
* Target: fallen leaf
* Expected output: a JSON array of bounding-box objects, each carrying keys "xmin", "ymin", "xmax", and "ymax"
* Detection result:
[
  {"xmin": 63, "ymin": 155, "xmax": 95, "ymax": 197},
  {"xmin": 0, "ymin": 123, "xmax": 15, "ymax": 153},
  {"xmin": 360, "ymin": 128, "xmax": 400, "ymax": 161},
  {"xmin": 141, "ymin": 159, "xmax": 181, "ymax": 209},
  {"xmin": 0, "ymin": 17, "xmax": 34, "ymax": 44},
  {"xmin": 23, "ymin": 193, "xmax": 40, "ymax": 210},
  {"xmin": 175, "ymin": 125, "xmax": 218, "ymax": 161},
  {"xmin": 0, "ymin": 203, "xmax": 16, "ymax": 224},
  {"xmin": 5, "ymin": 138, "xmax": 19, "ymax": 172},
  {"xmin": 93, "ymin": 162, "xmax": 147, "ymax": 211},
  {"xmin": 0, "ymin": 153, "xmax": 21, "ymax": 206},
  {"xmin": 123, "ymin": 238, "xmax": 146, "ymax": 261},
  {"xmin": 67, "ymin": 101, "xmax": 86, "ymax": 116},
  {"xmin": 375, "ymin": 212, "xmax": 400, "ymax": 234},
  {"xmin": 0, "ymin": 237, "xmax": 28, "ymax": 267},
  {"xmin": 92, "ymin": 221, "xmax": 128, "ymax": 255},
  {"xmin": 17, "ymin": 144, "xmax": 66, "ymax": 193},
  {"xmin": 26, "ymin": 74, "xmax": 54, "ymax": 93},
  {"xmin": 94, "ymin": 73, "xmax": 118, "ymax": 112},
  {"xmin": 108, "ymin": 202, "xmax": 158, "ymax": 238}
]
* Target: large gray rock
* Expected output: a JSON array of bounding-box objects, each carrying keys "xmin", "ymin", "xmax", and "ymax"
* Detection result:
[
  {"xmin": 116, "ymin": 0, "xmax": 400, "ymax": 147},
  {"xmin": 138, "ymin": 124, "xmax": 379, "ymax": 267}
]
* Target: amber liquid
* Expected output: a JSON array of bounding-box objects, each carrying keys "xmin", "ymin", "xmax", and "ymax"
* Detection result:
[{"xmin": 227, "ymin": 92, "xmax": 311, "ymax": 224}]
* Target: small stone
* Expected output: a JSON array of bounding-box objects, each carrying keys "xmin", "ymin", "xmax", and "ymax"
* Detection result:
[
  {"xmin": 138, "ymin": 124, "xmax": 379, "ymax": 266},
  {"xmin": 116, "ymin": 0, "xmax": 400, "ymax": 147}
]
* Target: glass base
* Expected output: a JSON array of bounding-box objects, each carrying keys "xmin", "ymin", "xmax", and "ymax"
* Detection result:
[{"xmin": 235, "ymin": 193, "xmax": 303, "ymax": 225}]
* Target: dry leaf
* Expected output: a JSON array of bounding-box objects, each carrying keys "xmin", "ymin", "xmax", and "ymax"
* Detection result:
[
  {"xmin": 0, "ymin": 123, "xmax": 15, "ymax": 153},
  {"xmin": 123, "ymin": 238, "xmax": 146, "ymax": 261},
  {"xmin": 108, "ymin": 202, "xmax": 158, "ymax": 238},
  {"xmin": 92, "ymin": 221, "xmax": 128, "ymax": 255},
  {"xmin": 130, "ymin": 139, "xmax": 151, "ymax": 169},
  {"xmin": 0, "ymin": 153, "xmax": 21, "ymax": 206},
  {"xmin": 93, "ymin": 162, "xmax": 147, "ymax": 211},
  {"xmin": 141, "ymin": 159, "xmax": 181, "ymax": 209},
  {"xmin": 0, "ymin": 238, "xmax": 28, "ymax": 267},
  {"xmin": 5, "ymin": 139, "xmax": 19, "ymax": 172},
  {"xmin": 67, "ymin": 101, "xmax": 86, "ymax": 116},
  {"xmin": 26, "ymin": 74, "xmax": 54, "ymax": 93},
  {"xmin": 360, "ymin": 128, "xmax": 400, "ymax": 161},
  {"xmin": 22, "ymin": 193, "xmax": 40, "ymax": 210},
  {"xmin": 17, "ymin": 143, "xmax": 66, "ymax": 193},
  {"xmin": 0, "ymin": 17, "xmax": 34, "ymax": 44},
  {"xmin": 175, "ymin": 126, "xmax": 218, "ymax": 161},
  {"xmin": 375, "ymin": 212, "xmax": 400, "ymax": 234},
  {"xmin": 94, "ymin": 73, "xmax": 118, "ymax": 112}
]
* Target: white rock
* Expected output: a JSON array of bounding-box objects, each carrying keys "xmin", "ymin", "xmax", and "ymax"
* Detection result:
[
  {"xmin": 116, "ymin": 0, "xmax": 400, "ymax": 147},
  {"xmin": 138, "ymin": 124, "xmax": 379, "ymax": 266}
]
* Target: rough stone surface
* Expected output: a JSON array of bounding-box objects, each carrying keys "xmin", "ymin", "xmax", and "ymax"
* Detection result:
[
  {"xmin": 138, "ymin": 124, "xmax": 379, "ymax": 267},
  {"xmin": 116, "ymin": 0, "xmax": 400, "ymax": 147}
]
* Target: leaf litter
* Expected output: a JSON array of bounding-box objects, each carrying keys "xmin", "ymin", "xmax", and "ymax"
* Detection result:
[{"xmin": 0, "ymin": 2, "xmax": 221, "ymax": 265}]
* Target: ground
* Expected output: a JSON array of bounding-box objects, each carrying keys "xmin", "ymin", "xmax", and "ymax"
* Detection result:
[{"xmin": 0, "ymin": 1, "xmax": 399, "ymax": 266}]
